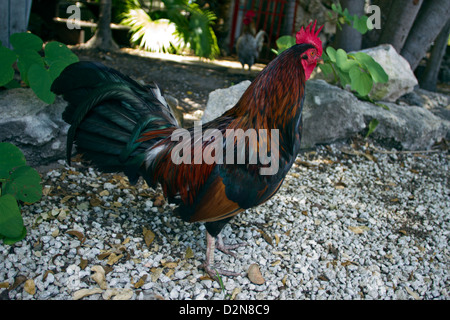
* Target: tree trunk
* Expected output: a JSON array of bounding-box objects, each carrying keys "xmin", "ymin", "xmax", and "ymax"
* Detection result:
[
  {"xmin": 378, "ymin": 0, "xmax": 423, "ymax": 53},
  {"xmin": 82, "ymin": 0, "xmax": 118, "ymax": 51},
  {"xmin": 333, "ymin": 0, "xmax": 365, "ymax": 52},
  {"xmin": 419, "ymin": 19, "xmax": 450, "ymax": 91},
  {"xmin": 361, "ymin": 0, "xmax": 392, "ymax": 49},
  {"xmin": 400, "ymin": 0, "xmax": 450, "ymax": 71}
]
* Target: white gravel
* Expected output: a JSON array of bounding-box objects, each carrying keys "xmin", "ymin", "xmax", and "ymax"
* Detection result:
[{"xmin": 0, "ymin": 141, "xmax": 449, "ymax": 300}]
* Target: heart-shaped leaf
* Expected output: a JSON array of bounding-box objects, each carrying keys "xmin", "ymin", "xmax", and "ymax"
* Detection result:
[
  {"xmin": 0, "ymin": 143, "xmax": 26, "ymax": 179},
  {"xmin": 0, "ymin": 46, "xmax": 17, "ymax": 86},
  {"xmin": 3, "ymin": 166, "xmax": 42, "ymax": 203},
  {"xmin": 0, "ymin": 194, "xmax": 24, "ymax": 239}
]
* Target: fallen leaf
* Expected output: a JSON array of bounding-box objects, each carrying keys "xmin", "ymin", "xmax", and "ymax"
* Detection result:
[
  {"xmin": 151, "ymin": 268, "xmax": 163, "ymax": 282},
  {"xmin": 24, "ymin": 279, "xmax": 36, "ymax": 295},
  {"xmin": 107, "ymin": 253, "xmax": 123, "ymax": 265},
  {"xmin": 231, "ymin": 287, "xmax": 241, "ymax": 300},
  {"xmin": 143, "ymin": 227, "xmax": 155, "ymax": 247},
  {"xmin": 348, "ymin": 226, "xmax": 369, "ymax": 234},
  {"xmin": 99, "ymin": 190, "xmax": 110, "ymax": 197},
  {"xmin": 91, "ymin": 265, "xmax": 107, "ymax": 289},
  {"xmin": 134, "ymin": 275, "xmax": 148, "ymax": 289},
  {"xmin": 90, "ymin": 197, "xmax": 102, "ymax": 207},
  {"xmin": 271, "ymin": 260, "xmax": 281, "ymax": 266},
  {"xmin": 66, "ymin": 230, "xmax": 86, "ymax": 243},
  {"xmin": 60, "ymin": 195, "xmax": 74, "ymax": 204},
  {"xmin": 162, "ymin": 261, "xmax": 178, "ymax": 269},
  {"xmin": 405, "ymin": 286, "xmax": 421, "ymax": 300},
  {"xmin": 281, "ymin": 275, "xmax": 288, "ymax": 286},
  {"xmin": 185, "ymin": 247, "xmax": 194, "ymax": 259},
  {"xmin": 399, "ymin": 229, "xmax": 408, "ymax": 235},
  {"xmin": 0, "ymin": 282, "xmax": 9, "ymax": 289},
  {"xmin": 73, "ymin": 288, "xmax": 103, "ymax": 300},
  {"xmin": 248, "ymin": 263, "xmax": 265, "ymax": 285},
  {"xmin": 9, "ymin": 275, "xmax": 27, "ymax": 291},
  {"xmin": 274, "ymin": 234, "xmax": 280, "ymax": 246},
  {"xmin": 341, "ymin": 260, "xmax": 358, "ymax": 267},
  {"xmin": 98, "ymin": 252, "xmax": 111, "ymax": 260},
  {"xmin": 79, "ymin": 258, "xmax": 88, "ymax": 270},
  {"xmin": 256, "ymin": 229, "xmax": 273, "ymax": 245}
]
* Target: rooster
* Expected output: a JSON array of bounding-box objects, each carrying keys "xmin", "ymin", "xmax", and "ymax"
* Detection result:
[
  {"xmin": 51, "ymin": 21, "xmax": 323, "ymax": 279},
  {"xmin": 236, "ymin": 10, "xmax": 266, "ymax": 70}
]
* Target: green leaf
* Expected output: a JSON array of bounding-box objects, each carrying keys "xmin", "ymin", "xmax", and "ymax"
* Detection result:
[
  {"xmin": 326, "ymin": 47, "xmax": 337, "ymax": 63},
  {"xmin": 10, "ymin": 32, "xmax": 43, "ymax": 52},
  {"xmin": 27, "ymin": 63, "xmax": 55, "ymax": 104},
  {"xmin": 15, "ymin": 49, "xmax": 44, "ymax": 85},
  {"xmin": 0, "ymin": 143, "xmax": 26, "ymax": 179},
  {"xmin": 3, "ymin": 166, "xmax": 42, "ymax": 203},
  {"xmin": 335, "ymin": 49, "xmax": 359, "ymax": 72},
  {"xmin": 44, "ymin": 41, "xmax": 78, "ymax": 67},
  {"xmin": 2, "ymin": 227, "xmax": 27, "ymax": 244},
  {"xmin": 275, "ymin": 35, "xmax": 296, "ymax": 55},
  {"xmin": 349, "ymin": 66, "xmax": 373, "ymax": 96},
  {"xmin": 319, "ymin": 63, "xmax": 334, "ymax": 76},
  {"xmin": 0, "ymin": 194, "xmax": 24, "ymax": 239},
  {"xmin": 0, "ymin": 46, "xmax": 17, "ymax": 86},
  {"xmin": 354, "ymin": 52, "xmax": 389, "ymax": 83},
  {"xmin": 353, "ymin": 16, "xmax": 369, "ymax": 34},
  {"xmin": 366, "ymin": 118, "xmax": 379, "ymax": 138}
]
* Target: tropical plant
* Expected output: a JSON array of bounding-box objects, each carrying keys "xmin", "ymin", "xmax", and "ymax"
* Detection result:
[
  {"xmin": 0, "ymin": 143, "xmax": 42, "ymax": 244},
  {"xmin": 0, "ymin": 32, "xmax": 79, "ymax": 104},
  {"xmin": 121, "ymin": 0, "xmax": 219, "ymax": 59}
]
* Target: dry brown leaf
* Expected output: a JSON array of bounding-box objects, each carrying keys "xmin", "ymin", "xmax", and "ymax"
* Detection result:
[
  {"xmin": 162, "ymin": 261, "xmax": 178, "ymax": 269},
  {"xmin": 107, "ymin": 253, "xmax": 123, "ymax": 265},
  {"xmin": 271, "ymin": 260, "xmax": 281, "ymax": 266},
  {"xmin": 185, "ymin": 247, "xmax": 194, "ymax": 259},
  {"xmin": 281, "ymin": 275, "xmax": 288, "ymax": 286},
  {"xmin": 348, "ymin": 226, "xmax": 369, "ymax": 234},
  {"xmin": 0, "ymin": 282, "xmax": 9, "ymax": 289},
  {"xmin": 24, "ymin": 279, "xmax": 36, "ymax": 295},
  {"xmin": 90, "ymin": 197, "xmax": 102, "ymax": 207},
  {"xmin": 143, "ymin": 227, "xmax": 155, "ymax": 247},
  {"xmin": 9, "ymin": 275, "xmax": 26, "ymax": 291},
  {"xmin": 60, "ymin": 195, "xmax": 74, "ymax": 204},
  {"xmin": 153, "ymin": 195, "xmax": 165, "ymax": 207},
  {"xmin": 66, "ymin": 230, "xmax": 86, "ymax": 243},
  {"xmin": 274, "ymin": 234, "xmax": 280, "ymax": 246},
  {"xmin": 73, "ymin": 288, "xmax": 103, "ymax": 300},
  {"xmin": 231, "ymin": 287, "xmax": 241, "ymax": 300},
  {"xmin": 99, "ymin": 190, "xmax": 110, "ymax": 197},
  {"xmin": 256, "ymin": 229, "xmax": 273, "ymax": 246},
  {"xmin": 341, "ymin": 260, "xmax": 358, "ymax": 267},
  {"xmin": 97, "ymin": 252, "xmax": 111, "ymax": 260},
  {"xmin": 79, "ymin": 258, "xmax": 88, "ymax": 270},
  {"xmin": 91, "ymin": 265, "xmax": 107, "ymax": 289},
  {"xmin": 134, "ymin": 274, "xmax": 148, "ymax": 289},
  {"xmin": 151, "ymin": 268, "xmax": 163, "ymax": 282},
  {"xmin": 248, "ymin": 263, "xmax": 265, "ymax": 285}
]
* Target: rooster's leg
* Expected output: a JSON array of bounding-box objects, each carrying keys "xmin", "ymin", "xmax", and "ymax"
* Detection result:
[
  {"xmin": 216, "ymin": 233, "xmax": 247, "ymax": 257},
  {"xmin": 202, "ymin": 231, "xmax": 241, "ymax": 279}
]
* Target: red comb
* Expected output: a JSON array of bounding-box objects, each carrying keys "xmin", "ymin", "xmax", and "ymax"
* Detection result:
[{"xmin": 296, "ymin": 20, "xmax": 324, "ymax": 56}]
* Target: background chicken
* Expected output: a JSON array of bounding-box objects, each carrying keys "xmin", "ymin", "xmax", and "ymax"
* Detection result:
[
  {"xmin": 236, "ymin": 10, "xmax": 266, "ymax": 71},
  {"xmin": 51, "ymin": 21, "xmax": 323, "ymax": 279}
]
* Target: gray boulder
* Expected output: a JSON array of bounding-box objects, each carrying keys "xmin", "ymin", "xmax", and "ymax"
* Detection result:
[
  {"xmin": 202, "ymin": 80, "xmax": 251, "ymax": 123},
  {"xmin": 203, "ymin": 79, "xmax": 450, "ymax": 150},
  {"xmin": 360, "ymin": 44, "xmax": 418, "ymax": 102},
  {"xmin": 0, "ymin": 88, "xmax": 69, "ymax": 167}
]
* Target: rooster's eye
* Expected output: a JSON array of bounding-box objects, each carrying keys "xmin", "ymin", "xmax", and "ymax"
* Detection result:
[{"xmin": 310, "ymin": 51, "xmax": 315, "ymax": 56}]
